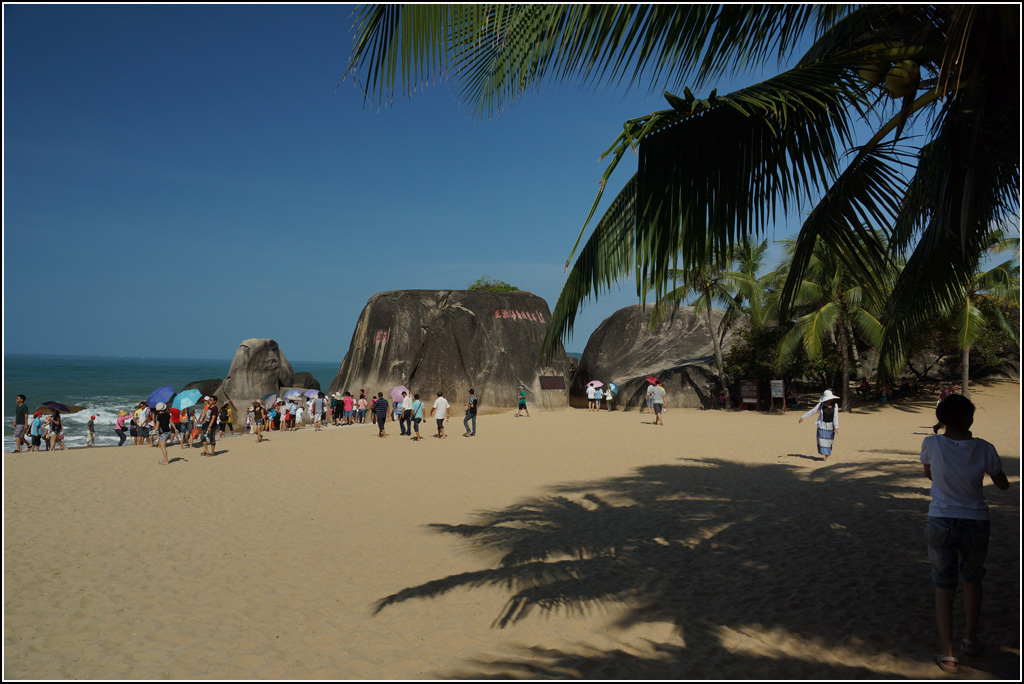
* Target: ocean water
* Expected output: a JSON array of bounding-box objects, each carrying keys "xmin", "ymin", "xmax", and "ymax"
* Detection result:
[{"xmin": 3, "ymin": 355, "xmax": 340, "ymax": 451}]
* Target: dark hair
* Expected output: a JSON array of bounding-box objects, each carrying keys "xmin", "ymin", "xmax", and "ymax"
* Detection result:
[
  {"xmin": 378, "ymin": 392, "xmax": 383, "ymax": 398},
  {"xmin": 469, "ymin": 389, "xmax": 475, "ymax": 394},
  {"xmin": 413, "ymin": 393, "xmax": 420, "ymax": 399},
  {"xmin": 936, "ymin": 394, "xmax": 975, "ymax": 430},
  {"xmin": 437, "ymin": 391, "xmax": 444, "ymax": 396},
  {"xmin": 17, "ymin": 394, "xmax": 26, "ymax": 401}
]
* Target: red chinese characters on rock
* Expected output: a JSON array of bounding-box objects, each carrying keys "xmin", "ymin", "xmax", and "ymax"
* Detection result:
[
  {"xmin": 492, "ymin": 309, "xmax": 545, "ymax": 322},
  {"xmin": 375, "ymin": 330, "xmax": 389, "ymax": 343}
]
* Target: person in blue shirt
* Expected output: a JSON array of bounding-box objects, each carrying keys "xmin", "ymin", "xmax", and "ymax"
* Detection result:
[
  {"xmin": 29, "ymin": 412, "xmax": 45, "ymax": 452},
  {"xmin": 411, "ymin": 394, "xmax": 425, "ymax": 441}
]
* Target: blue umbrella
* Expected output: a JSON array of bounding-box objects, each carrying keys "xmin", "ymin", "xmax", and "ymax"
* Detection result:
[
  {"xmin": 147, "ymin": 386, "xmax": 175, "ymax": 408},
  {"xmin": 284, "ymin": 389, "xmax": 303, "ymax": 399},
  {"xmin": 172, "ymin": 389, "xmax": 203, "ymax": 410},
  {"xmin": 305, "ymin": 389, "xmax": 320, "ymax": 399},
  {"xmin": 261, "ymin": 393, "xmax": 278, "ymax": 409},
  {"xmin": 608, "ymin": 382, "xmax": 619, "ymax": 395}
]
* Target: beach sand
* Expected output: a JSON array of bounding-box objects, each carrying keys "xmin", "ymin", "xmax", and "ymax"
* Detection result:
[{"xmin": 4, "ymin": 380, "xmax": 1020, "ymax": 679}]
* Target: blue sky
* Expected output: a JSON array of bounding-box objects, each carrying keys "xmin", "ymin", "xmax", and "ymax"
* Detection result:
[{"xmin": 4, "ymin": 4, "xmax": 801, "ymax": 363}]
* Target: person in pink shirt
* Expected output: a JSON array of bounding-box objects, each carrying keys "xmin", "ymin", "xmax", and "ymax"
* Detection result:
[
  {"xmin": 357, "ymin": 393, "xmax": 368, "ymax": 425},
  {"xmin": 343, "ymin": 392, "xmax": 355, "ymax": 425}
]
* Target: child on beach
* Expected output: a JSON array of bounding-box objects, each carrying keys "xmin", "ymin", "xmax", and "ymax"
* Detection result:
[{"xmin": 920, "ymin": 394, "xmax": 1009, "ymax": 674}]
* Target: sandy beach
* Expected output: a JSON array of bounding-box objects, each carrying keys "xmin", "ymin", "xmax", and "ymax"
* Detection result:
[{"xmin": 4, "ymin": 380, "xmax": 1020, "ymax": 680}]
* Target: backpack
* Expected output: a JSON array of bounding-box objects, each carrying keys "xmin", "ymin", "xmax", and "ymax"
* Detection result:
[{"xmin": 219, "ymin": 407, "xmax": 229, "ymax": 422}]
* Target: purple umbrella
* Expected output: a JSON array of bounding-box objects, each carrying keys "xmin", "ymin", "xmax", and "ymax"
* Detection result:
[
  {"xmin": 304, "ymin": 389, "xmax": 320, "ymax": 398},
  {"xmin": 147, "ymin": 386, "xmax": 175, "ymax": 408},
  {"xmin": 390, "ymin": 385, "xmax": 410, "ymax": 403}
]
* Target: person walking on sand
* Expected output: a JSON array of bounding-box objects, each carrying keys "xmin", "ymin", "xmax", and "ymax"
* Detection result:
[
  {"xmin": 252, "ymin": 401, "xmax": 266, "ymax": 443},
  {"xmin": 463, "ymin": 388, "xmax": 478, "ymax": 436},
  {"xmin": 202, "ymin": 396, "xmax": 219, "ymax": 456},
  {"xmin": 313, "ymin": 392, "xmax": 325, "ymax": 431},
  {"xmin": 516, "ymin": 385, "xmax": 530, "ymax": 418},
  {"xmin": 920, "ymin": 394, "xmax": 1009, "ymax": 674},
  {"xmin": 179, "ymin": 407, "xmax": 193, "ymax": 449},
  {"xmin": 799, "ymin": 389, "xmax": 839, "ymax": 460},
  {"xmin": 114, "ymin": 410, "xmax": 130, "ymax": 447},
  {"xmin": 49, "ymin": 411, "xmax": 67, "ymax": 451},
  {"xmin": 86, "ymin": 415, "xmax": 96, "ymax": 447},
  {"xmin": 374, "ymin": 392, "xmax": 389, "ymax": 437},
  {"xmin": 29, "ymin": 411, "xmax": 45, "ymax": 452},
  {"xmin": 411, "ymin": 393, "xmax": 425, "ymax": 441},
  {"xmin": 649, "ymin": 380, "xmax": 666, "ymax": 425},
  {"xmin": 13, "ymin": 395, "xmax": 31, "ymax": 452},
  {"xmin": 431, "ymin": 391, "xmax": 450, "ymax": 438},
  {"xmin": 154, "ymin": 402, "xmax": 176, "ymax": 465},
  {"xmin": 399, "ymin": 391, "xmax": 413, "ymax": 436}
]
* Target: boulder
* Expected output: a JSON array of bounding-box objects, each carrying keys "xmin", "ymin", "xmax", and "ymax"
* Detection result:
[
  {"xmin": 573, "ymin": 305, "xmax": 743, "ymax": 410},
  {"xmin": 183, "ymin": 378, "xmax": 222, "ymax": 397},
  {"xmin": 292, "ymin": 372, "xmax": 321, "ymax": 390},
  {"xmin": 328, "ymin": 290, "xmax": 572, "ymax": 411},
  {"xmin": 215, "ymin": 339, "xmax": 294, "ymax": 412}
]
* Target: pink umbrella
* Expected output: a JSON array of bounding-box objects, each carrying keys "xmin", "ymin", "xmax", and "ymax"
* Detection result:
[
  {"xmin": 587, "ymin": 380, "xmax": 603, "ymax": 388},
  {"xmin": 390, "ymin": 385, "xmax": 410, "ymax": 402}
]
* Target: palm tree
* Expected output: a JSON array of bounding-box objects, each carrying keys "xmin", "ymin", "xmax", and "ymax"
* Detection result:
[
  {"xmin": 649, "ymin": 238, "xmax": 770, "ymax": 392},
  {"xmin": 345, "ymin": 5, "xmax": 1020, "ymax": 372},
  {"xmin": 945, "ymin": 231, "xmax": 1020, "ymax": 399},
  {"xmin": 770, "ymin": 234, "xmax": 887, "ymax": 411}
]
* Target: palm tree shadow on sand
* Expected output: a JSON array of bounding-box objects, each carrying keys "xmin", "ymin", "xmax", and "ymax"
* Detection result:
[{"xmin": 373, "ymin": 458, "xmax": 1020, "ymax": 679}]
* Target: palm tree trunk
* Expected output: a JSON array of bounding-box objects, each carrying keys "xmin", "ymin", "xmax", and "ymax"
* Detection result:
[
  {"xmin": 704, "ymin": 291, "xmax": 727, "ymax": 390},
  {"xmin": 837, "ymin": 318, "xmax": 852, "ymax": 412},
  {"xmin": 961, "ymin": 346, "xmax": 971, "ymax": 400}
]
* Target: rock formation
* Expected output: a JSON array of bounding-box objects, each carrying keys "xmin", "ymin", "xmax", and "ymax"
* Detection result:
[
  {"xmin": 183, "ymin": 378, "xmax": 222, "ymax": 397},
  {"xmin": 572, "ymin": 305, "xmax": 744, "ymax": 410},
  {"xmin": 215, "ymin": 339, "xmax": 294, "ymax": 411},
  {"xmin": 328, "ymin": 290, "xmax": 571, "ymax": 411},
  {"xmin": 292, "ymin": 372, "xmax": 320, "ymax": 390}
]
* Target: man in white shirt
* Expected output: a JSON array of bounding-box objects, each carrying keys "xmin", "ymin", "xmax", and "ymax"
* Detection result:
[
  {"xmin": 400, "ymin": 391, "xmax": 413, "ymax": 436},
  {"xmin": 430, "ymin": 391, "xmax": 450, "ymax": 439},
  {"xmin": 586, "ymin": 384, "xmax": 596, "ymax": 410}
]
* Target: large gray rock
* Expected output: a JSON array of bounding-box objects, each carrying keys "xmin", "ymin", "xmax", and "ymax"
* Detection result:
[
  {"xmin": 183, "ymin": 378, "xmax": 222, "ymax": 397},
  {"xmin": 215, "ymin": 339, "xmax": 294, "ymax": 411},
  {"xmin": 328, "ymin": 290, "xmax": 572, "ymax": 411},
  {"xmin": 573, "ymin": 305, "xmax": 743, "ymax": 410},
  {"xmin": 292, "ymin": 372, "xmax": 321, "ymax": 390}
]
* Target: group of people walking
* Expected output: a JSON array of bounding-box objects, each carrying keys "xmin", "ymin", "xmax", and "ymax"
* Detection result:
[{"xmin": 11, "ymin": 394, "xmax": 73, "ymax": 452}]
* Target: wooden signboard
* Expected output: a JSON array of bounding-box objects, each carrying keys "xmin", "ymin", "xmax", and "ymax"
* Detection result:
[{"xmin": 740, "ymin": 380, "xmax": 759, "ymax": 405}]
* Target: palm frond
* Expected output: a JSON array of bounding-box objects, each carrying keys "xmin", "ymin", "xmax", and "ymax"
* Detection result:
[
  {"xmin": 542, "ymin": 175, "xmax": 637, "ymax": 357},
  {"xmin": 345, "ymin": 5, "xmax": 841, "ymax": 117}
]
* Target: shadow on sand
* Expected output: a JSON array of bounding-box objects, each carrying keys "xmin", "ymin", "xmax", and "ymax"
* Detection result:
[{"xmin": 374, "ymin": 457, "xmax": 1020, "ymax": 679}]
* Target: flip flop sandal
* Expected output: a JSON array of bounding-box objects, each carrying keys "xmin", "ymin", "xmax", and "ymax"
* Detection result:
[
  {"xmin": 961, "ymin": 639, "xmax": 983, "ymax": 656},
  {"xmin": 938, "ymin": 655, "xmax": 959, "ymax": 673}
]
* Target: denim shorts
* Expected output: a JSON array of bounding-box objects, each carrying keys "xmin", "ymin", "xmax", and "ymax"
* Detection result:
[{"xmin": 926, "ymin": 516, "xmax": 990, "ymax": 589}]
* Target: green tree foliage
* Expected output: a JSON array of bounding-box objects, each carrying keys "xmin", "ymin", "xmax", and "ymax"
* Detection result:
[
  {"xmin": 345, "ymin": 5, "xmax": 1019, "ymax": 377},
  {"xmin": 468, "ymin": 275, "xmax": 519, "ymax": 292},
  {"xmin": 769, "ymin": 233, "xmax": 887, "ymax": 411},
  {"xmin": 941, "ymin": 232, "xmax": 1020, "ymax": 398}
]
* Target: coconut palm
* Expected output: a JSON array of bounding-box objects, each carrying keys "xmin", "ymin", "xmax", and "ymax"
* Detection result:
[
  {"xmin": 770, "ymin": 233, "xmax": 888, "ymax": 411},
  {"xmin": 345, "ymin": 5, "xmax": 1020, "ymax": 372},
  {"xmin": 649, "ymin": 238, "xmax": 770, "ymax": 392},
  {"xmin": 944, "ymin": 231, "xmax": 1020, "ymax": 400}
]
